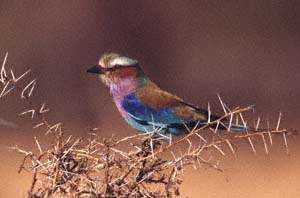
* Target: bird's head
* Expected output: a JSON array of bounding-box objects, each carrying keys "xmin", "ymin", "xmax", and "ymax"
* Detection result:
[{"xmin": 87, "ymin": 53, "xmax": 144, "ymax": 88}]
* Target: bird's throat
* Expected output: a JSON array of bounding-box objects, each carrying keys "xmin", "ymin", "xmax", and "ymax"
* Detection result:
[{"xmin": 109, "ymin": 78, "xmax": 136, "ymax": 119}]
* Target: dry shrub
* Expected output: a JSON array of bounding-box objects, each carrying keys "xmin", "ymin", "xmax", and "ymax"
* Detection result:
[{"xmin": 1, "ymin": 53, "xmax": 296, "ymax": 198}]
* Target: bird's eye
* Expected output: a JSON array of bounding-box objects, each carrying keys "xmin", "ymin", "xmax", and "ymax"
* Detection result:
[
  {"xmin": 114, "ymin": 65, "xmax": 122, "ymax": 69},
  {"xmin": 108, "ymin": 64, "xmax": 134, "ymax": 71}
]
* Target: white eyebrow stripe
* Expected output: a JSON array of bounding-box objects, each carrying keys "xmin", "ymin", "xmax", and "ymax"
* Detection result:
[{"xmin": 111, "ymin": 57, "xmax": 138, "ymax": 66}]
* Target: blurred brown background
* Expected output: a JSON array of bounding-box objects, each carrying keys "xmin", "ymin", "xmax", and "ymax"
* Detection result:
[{"xmin": 1, "ymin": 1, "xmax": 300, "ymax": 197}]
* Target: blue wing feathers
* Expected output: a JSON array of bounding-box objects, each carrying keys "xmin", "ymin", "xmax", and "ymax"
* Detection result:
[
  {"xmin": 121, "ymin": 94, "xmax": 198, "ymax": 134},
  {"xmin": 122, "ymin": 94, "xmax": 180, "ymax": 124}
]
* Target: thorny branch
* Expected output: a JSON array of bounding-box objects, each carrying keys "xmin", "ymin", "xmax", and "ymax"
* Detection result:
[{"xmin": 1, "ymin": 53, "xmax": 297, "ymax": 198}]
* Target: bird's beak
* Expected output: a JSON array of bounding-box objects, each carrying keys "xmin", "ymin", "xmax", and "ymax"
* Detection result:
[{"xmin": 87, "ymin": 65, "xmax": 104, "ymax": 74}]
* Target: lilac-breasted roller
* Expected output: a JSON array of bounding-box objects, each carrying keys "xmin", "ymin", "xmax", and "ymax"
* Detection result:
[{"xmin": 87, "ymin": 53, "xmax": 246, "ymax": 135}]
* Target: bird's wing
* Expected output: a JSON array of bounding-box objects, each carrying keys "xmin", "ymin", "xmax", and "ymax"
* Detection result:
[
  {"xmin": 136, "ymin": 83, "xmax": 211, "ymax": 120},
  {"xmin": 121, "ymin": 83, "xmax": 212, "ymax": 133}
]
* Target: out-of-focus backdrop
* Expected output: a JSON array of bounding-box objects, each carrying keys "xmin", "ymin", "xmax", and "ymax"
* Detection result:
[{"xmin": 1, "ymin": 1, "xmax": 300, "ymax": 197}]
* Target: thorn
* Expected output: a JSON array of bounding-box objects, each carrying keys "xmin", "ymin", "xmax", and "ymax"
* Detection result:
[
  {"xmin": 239, "ymin": 113, "xmax": 247, "ymax": 129},
  {"xmin": 276, "ymin": 112, "xmax": 282, "ymax": 131},
  {"xmin": 19, "ymin": 109, "xmax": 35, "ymax": 119},
  {"xmin": 15, "ymin": 69, "xmax": 31, "ymax": 82},
  {"xmin": 267, "ymin": 117, "xmax": 273, "ymax": 146},
  {"xmin": 0, "ymin": 82, "xmax": 9, "ymax": 97},
  {"xmin": 283, "ymin": 132, "xmax": 289, "ymax": 154},
  {"xmin": 217, "ymin": 94, "xmax": 227, "ymax": 114},
  {"xmin": 21, "ymin": 79, "xmax": 36, "ymax": 99},
  {"xmin": 255, "ymin": 117, "xmax": 261, "ymax": 131},
  {"xmin": 220, "ymin": 121, "xmax": 229, "ymax": 130},
  {"xmin": 228, "ymin": 113, "xmax": 233, "ymax": 131},
  {"xmin": 260, "ymin": 134, "xmax": 269, "ymax": 154},
  {"xmin": 45, "ymin": 122, "xmax": 62, "ymax": 135},
  {"xmin": 28, "ymin": 81, "xmax": 36, "ymax": 97},
  {"xmin": 33, "ymin": 122, "xmax": 44, "ymax": 129},
  {"xmin": 214, "ymin": 120, "xmax": 220, "ymax": 134},
  {"xmin": 247, "ymin": 137, "xmax": 256, "ymax": 154},
  {"xmin": 39, "ymin": 103, "xmax": 50, "ymax": 114},
  {"xmin": 207, "ymin": 102, "xmax": 211, "ymax": 123},
  {"xmin": 213, "ymin": 144, "xmax": 225, "ymax": 156},
  {"xmin": 226, "ymin": 140, "xmax": 235, "ymax": 155},
  {"xmin": 0, "ymin": 52, "xmax": 8, "ymax": 83},
  {"xmin": 196, "ymin": 145, "xmax": 205, "ymax": 156},
  {"xmin": 183, "ymin": 122, "xmax": 191, "ymax": 132},
  {"xmin": 235, "ymin": 115, "xmax": 239, "ymax": 125},
  {"xmin": 10, "ymin": 69, "xmax": 15, "ymax": 81},
  {"xmin": 34, "ymin": 136, "xmax": 43, "ymax": 154},
  {"xmin": 223, "ymin": 102, "xmax": 232, "ymax": 113},
  {"xmin": 186, "ymin": 138, "xmax": 192, "ymax": 154},
  {"xmin": 0, "ymin": 81, "xmax": 14, "ymax": 98},
  {"xmin": 195, "ymin": 132, "xmax": 207, "ymax": 143},
  {"xmin": 191, "ymin": 120, "xmax": 200, "ymax": 132},
  {"xmin": 150, "ymin": 137, "xmax": 154, "ymax": 159}
]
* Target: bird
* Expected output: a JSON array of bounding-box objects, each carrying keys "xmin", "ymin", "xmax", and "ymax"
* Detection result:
[{"xmin": 87, "ymin": 53, "xmax": 247, "ymax": 136}]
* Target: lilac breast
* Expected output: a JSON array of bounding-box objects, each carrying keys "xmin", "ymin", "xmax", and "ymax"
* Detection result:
[{"xmin": 110, "ymin": 78, "xmax": 136, "ymax": 119}]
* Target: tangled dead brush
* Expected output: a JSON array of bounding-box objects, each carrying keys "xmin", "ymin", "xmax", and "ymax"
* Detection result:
[{"xmin": 1, "ymin": 53, "xmax": 297, "ymax": 198}]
